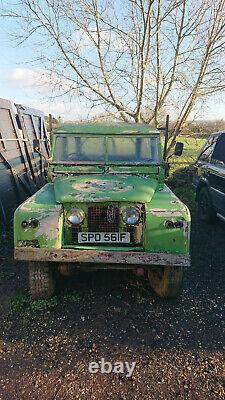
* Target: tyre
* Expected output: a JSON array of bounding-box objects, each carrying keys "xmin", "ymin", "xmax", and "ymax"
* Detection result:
[
  {"xmin": 147, "ymin": 266, "xmax": 184, "ymax": 298},
  {"xmin": 29, "ymin": 262, "xmax": 55, "ymax": 299},
  {"xmin": 198, "ymin": 186, "xmax": 216, "ymax": 223}
]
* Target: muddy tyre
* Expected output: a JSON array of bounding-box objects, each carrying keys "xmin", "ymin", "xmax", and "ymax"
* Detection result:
[
  {"xmin": 29, "ymin": 262, "xmax": 55, "ymax": 299},
  {"xmin": 147, "ymin": 266, "xmax": 184, "ymax": 298},
  {"xmin": 198, "ymin": 187, "xmax": 216, "ymax": 223}
]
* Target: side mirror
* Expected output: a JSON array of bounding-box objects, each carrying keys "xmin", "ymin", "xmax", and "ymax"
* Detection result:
[
  {"xmin": 33, "ymin": 139, "xmax": 40, "ymax": 152},
  {"xmin": 200, "ymin": 153, "xmax": 208, "ymax": 161},
  {"xmin": 174, "ymin": 141, "xmax": 184, "ymax": 156}
]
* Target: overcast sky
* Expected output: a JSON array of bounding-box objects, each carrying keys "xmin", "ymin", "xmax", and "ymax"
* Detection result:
[{"xmin": 0, "ymin": 15, "xmax": 224, "ymax": 122}]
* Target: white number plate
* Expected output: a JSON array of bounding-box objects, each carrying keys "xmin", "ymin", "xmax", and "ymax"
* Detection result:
[{"xmin": 78, "ymin": 232, "xmax": 130, "ymax": 243}]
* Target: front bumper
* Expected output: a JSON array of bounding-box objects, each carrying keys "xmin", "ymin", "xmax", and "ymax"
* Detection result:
[{"xmin": 15, "ymin": 247, "xmax": 190, "ymax": 267}]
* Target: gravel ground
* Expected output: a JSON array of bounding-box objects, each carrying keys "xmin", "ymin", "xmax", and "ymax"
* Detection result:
[{"xmin": 0, "ymin": 210, "xmax": 224, "ymax": 399}]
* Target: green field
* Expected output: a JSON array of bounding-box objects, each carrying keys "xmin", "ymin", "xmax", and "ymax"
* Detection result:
[
  {"xmin": 170, "ymin": 134, "xmax": 206, "ymax": 172},
  {"xmin": 168, "ymin": 135, "xmax": 207, "ymax": 209}
]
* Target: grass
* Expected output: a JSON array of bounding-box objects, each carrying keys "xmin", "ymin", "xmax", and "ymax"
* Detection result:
[
  {"xmin": 167, "ymin": 166, "xmax": 196, "ymax": 210},
  {"xmin": 10, "ymin": 293, "xmax": 59, "ymax": 313},
  {"xmin": 170, "ymin": 134, "xmax": 206, "ymax": 171},
  {"xmin": 10, "ymin": 294, "xmax": 28, "ymax": 311},
  {"xmin": 171, "ymin": 185, "xmax": 196, "ymax": 210},
  {"xmin": 9, "ymin": 289, "xmax": 82, "ymax": 315},
  {"xmin": 167, "ymin": 134, "xmax": 206, "ymax": 209},
  {"xmin": 63, "ymin": 292, "xmax": 81, "ymax": 303}
]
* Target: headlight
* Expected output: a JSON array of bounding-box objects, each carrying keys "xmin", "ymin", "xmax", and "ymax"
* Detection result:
[
  {"xmin": 121, "ymin": 207, "xmax": 140, "ymax": 225},
  {"xmin": 66, "ymin": 208, "xmax": 85, "ymax": 225}
]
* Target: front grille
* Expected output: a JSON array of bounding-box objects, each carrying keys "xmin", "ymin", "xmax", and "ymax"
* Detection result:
[
  {"xmin": 65, "ymin": 204, "xmax": 143, "ymax": 247},
  {"xmin": 88, "ymin": 206, "xmax": 119, "ymax": 232}
]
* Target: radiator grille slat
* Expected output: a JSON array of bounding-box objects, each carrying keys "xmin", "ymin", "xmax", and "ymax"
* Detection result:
[{"xmin": 88, "ymin": 206, "xmax": 119, "ymax": 232}]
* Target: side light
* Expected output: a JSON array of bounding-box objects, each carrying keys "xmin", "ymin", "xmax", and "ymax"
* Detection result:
[
  {"xmin": 30, "ymin": 218, "xmax": 39, "ymax": 228},
  {"xmin": 21, "ymin": 219, "xmax": 39, "ymax": 229},
  {"xmin": 174, "ymin": 220, "xmax": 184, "ymax": 228},
  {"xmin": 164, "ymin": 220, "xmax": 174, "ymax": 229},
  {"xmin": 164, "ymin": 220, "xmax": 184, "ymax": 229}
]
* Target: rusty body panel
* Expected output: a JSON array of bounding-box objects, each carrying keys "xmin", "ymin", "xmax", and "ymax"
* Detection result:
[{"xmin": 15, "ymin": 247, "xmax": 190, "ymax": 267}]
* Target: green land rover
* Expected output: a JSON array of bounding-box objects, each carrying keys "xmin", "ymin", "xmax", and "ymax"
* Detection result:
[{"xmin": 14, "ymin": 122, "xmax": 191, "ymax": 299}]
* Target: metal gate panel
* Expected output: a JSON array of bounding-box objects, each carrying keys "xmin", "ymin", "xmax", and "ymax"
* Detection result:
[{"xmin": 0, "ymin": 99, "xmax": 49, "ymax": 223}]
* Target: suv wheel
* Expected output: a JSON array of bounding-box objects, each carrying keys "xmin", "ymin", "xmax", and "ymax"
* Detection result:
[
  {"xmin": 198, "ymin": 187, "xmax": 216, "ymax": 223},
  {"xmin": 147, "ymin": 266, "xmax": 184, "ymax": 298},
  {"xmin": 29, "ymin": 262, "xmax": 55, "ymax": 299}
]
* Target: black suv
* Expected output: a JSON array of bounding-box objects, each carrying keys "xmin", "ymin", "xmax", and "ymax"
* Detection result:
[{"xmin": 194, "ymin": 131, "xmax": 225, "ymax": 223}]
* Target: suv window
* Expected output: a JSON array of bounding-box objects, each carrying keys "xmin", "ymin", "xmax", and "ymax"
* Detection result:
[
  {"xmin": 211, "ymin": 133, "xmax": 225, "ymax": 166},
  {"xmin": 198, "ymin": 135, "xmax": 218, "ymax": 162}
]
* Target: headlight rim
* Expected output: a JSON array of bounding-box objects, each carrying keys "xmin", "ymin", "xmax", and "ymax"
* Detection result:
[
  {"xmin": 66, "ymin": 207, "xmax": 85, "ymax": 225},
  {"xmin": 121, "ymin": 206, "xmax": 141, "ymax": 226}
]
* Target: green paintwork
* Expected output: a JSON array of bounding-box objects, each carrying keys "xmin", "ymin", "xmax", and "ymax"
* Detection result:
[
  {"xmin": 54, "ymin": 175, "xmax": 158, "ymax": 203},
  {"xmin": 48, "ymin": 164, "xmax": 161, "ymax": 178},
  {"xmin": 55, "ymin": 122, "xmax": 159, "ymax": 135},
  {"xmin": 14, "ymin": 184, "xmax": 64, "ymax": 249},
  {"xmin": 14, "ymin": 122, "xmax": 190, "ymax": 261},
  {"xmin": 145, "ymin": 186, "xmax": 190, "ymax": 254}
]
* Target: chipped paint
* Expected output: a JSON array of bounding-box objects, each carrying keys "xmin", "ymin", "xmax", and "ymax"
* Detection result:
[
  {"xmin": 34, "ymin": 210, "xmax": 61, "ymax": 242},
  {"xmin": 162, "ymin": 186, "xmax": 171, "ymax": 192},
  {"xmin": 73, "ymin": 193, "xmax": 112, "ymax": 202},
  {"xmin": 15, "ymin": 247, "xmax": 191, "ymax": 267},
  {"xmin": 183, "ymin": 220, "xmax": 191, "ymax": 240},
  {"xmin": 72, "ymin": 180, "xmax": 133, "ymax": 193},
  {"xmin": 14, "ymin": 184, "xmax": 63, "ymax": 249},
  {"xmin": 54, "ymin": 175, "xmax": 157, "ymax": 203},
  {"xmin": 150, "ymin": 208, "xmax": 182, "ymax": 217},
  {"xmin": 19, "ymin": 198, "xmax": 61, "ymax": 213}
]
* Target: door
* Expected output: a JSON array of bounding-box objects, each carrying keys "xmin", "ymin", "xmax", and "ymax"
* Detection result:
[{"xmin": 207, "ymin": 133, "xmax": 225, "ymax": 215}]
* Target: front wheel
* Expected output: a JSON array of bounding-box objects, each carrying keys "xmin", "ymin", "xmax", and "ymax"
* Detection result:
[
  {"xmin": 29, "ymin": 262, "xmax": 55, "ymax": 299},
  {"xmin": 147, "ymin": 266, "xmax": 184, "ymax": 298}
]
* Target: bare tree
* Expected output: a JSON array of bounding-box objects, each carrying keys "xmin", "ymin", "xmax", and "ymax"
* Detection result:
[{"xmin": 1, "ymin": 0, "xmax": 224, "ymax": 144}]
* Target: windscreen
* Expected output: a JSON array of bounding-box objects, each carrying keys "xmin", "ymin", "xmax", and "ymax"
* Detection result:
[
  {"xmin": 54, "ymin": 136, "xmax": 105, "ymax": 162},
  {"xmin": 107, "ymin": 137, "xmax": 158, "ymax": 162},
  {"xmin": 53, "ymin": 135, "xmax": 159, "ymax": 164}
]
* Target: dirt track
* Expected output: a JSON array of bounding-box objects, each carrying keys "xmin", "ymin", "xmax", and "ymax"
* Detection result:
[{"xmin": 0, "ymin": 211, "xmax": 224, "ymax": 399}]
